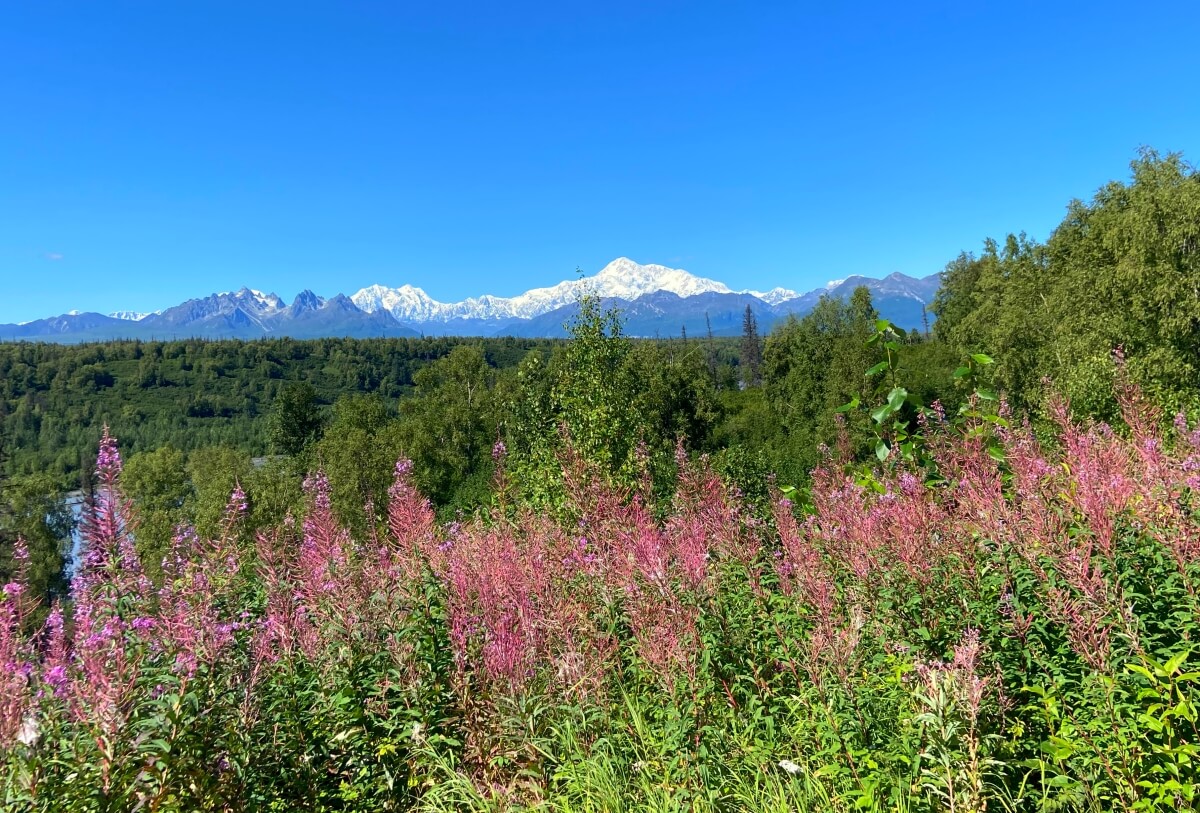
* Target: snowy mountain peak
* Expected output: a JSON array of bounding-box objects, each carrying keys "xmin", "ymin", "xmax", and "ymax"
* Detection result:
[
  {"xmin": 351, "ymin": 258, "xmax": 748, "ymax": 325},
  {"xmin": 238, "ymin": 288, "xmax": 285, "ymax": 311},
  {"xmin": 591, "ymin": 257, "xmax": 733, "ymax": 299},
  {"xmin": 4, "ymin": 259, "xmax": 945, "ymax": 340},
  {"xmin": 351, "ymin": 283, "xmax": 445, "ymax": 321},
  {"xmin": 748, "ymin": 287, "xmax": 800, "ymax": 305}
]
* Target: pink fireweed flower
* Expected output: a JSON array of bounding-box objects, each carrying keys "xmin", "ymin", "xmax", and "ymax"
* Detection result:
[
  {"xmin": 41, "ymin": 605, "xmax": 69, "ymax": 698},
  {"xmin": 13, "ymin": 536, "xmax": 28, "ymax": 566},
  {"xmin": 299, "ymin": 472, "xmax": 350, "ymax": 597},
  {"xmin": 0, "ymin": 581, "xmax": 35, "ymax": 747},
  {"xmin": 387, "ymin": 458, "xmax": 437, "ymax": 578},
  {"xmin": 773, "ymin": 498, "xmax": 835, "ymax": 619},
  {"xmin": 1045, "ymin": 586, "xmax": 1113, "ymax": 672},
  {"xmin": 95, "ymin": 427, "xmax": 122, "ymax": 478},
  {"xmin": 227, "ymin": 484, "xmax": 249, "ymax": 518},
  {"xmin": 912, "ymin": 628, "xmax": 993, "ymax": 726},
  {"xmin": 66, "ymin": 432, "xmax": 152, "ymax": 737}
]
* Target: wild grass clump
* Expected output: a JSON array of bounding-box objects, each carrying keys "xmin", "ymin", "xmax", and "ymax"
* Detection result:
[{"xmin": 3, "ymin": 385, "xmax": 1200, "ymax": 811}]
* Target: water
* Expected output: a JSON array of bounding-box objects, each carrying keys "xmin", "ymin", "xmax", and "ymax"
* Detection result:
[{"xmin": 63, "ymin": 490, "xmax": 86, "ymax": 578}]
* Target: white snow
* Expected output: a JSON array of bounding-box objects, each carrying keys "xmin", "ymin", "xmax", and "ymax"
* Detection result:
[
  {"xmin": 747, "ymin": 287, "xmax": 800, "ymax": 305},
  {"xmin": 353, "ymin": 257, "xmax": 773, "ymax": 324},
  {"xmin": 35, "ymin": 261, "xmax": 916, "ymax": 329}
]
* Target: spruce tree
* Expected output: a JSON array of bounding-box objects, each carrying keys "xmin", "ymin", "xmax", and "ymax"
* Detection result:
[{"xmin": 740, "ymin": 305, "xmax": 762, "ymax": 387}]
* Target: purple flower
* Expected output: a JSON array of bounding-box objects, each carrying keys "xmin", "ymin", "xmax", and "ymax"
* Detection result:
[
  {"xmin": 95, "ymin": 428, "xmax": 123, "ymax": 477},
  {"xmin": 227, "ymin": 485, "xmax": 249, "ymax": 517},
  {"xmin": 44, "ymin": 665, "xmax": 68, "ymax": 694}
]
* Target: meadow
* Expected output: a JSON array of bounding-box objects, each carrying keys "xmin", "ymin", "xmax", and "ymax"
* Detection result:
[{"xmin": 3, "ymin": 367, "xmax": 1199, "ymax": 811}]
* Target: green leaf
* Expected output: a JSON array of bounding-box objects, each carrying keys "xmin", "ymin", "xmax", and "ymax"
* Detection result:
[
  {"xmin": 1165, "ymin": 651, "xmax": 1190, "ymax": 675},
  {"xmin": 976, "ymin": 388, "xmax": 998, "ymax": 401},
  {"xmin": 953, "ymin": 366, "xmax": 971, "ymax": 379},
  {"xmin": 875, "ymin": 441, "xmax": 890, "ymax": 461},
  {"xmin": 834, "ymin": 397, "xmax": 860, "ymax": 413},
  {"xmin": 887, "ymin": 387, "xmax": 908, "ymax": 410},
  {"xmin": 874, "ymin": 319, "xmax": 892, "ymax": 333},
  {"xmin": 971, "ymin": 353, "xmax": 995, "ymax": 365},
  {"xmin": 865, "ymin": 361, "xmax": 889, "ymax": 377},
  {"xmin": 871, "ymin": 403, "xmax": 894, "ymax": 424}
]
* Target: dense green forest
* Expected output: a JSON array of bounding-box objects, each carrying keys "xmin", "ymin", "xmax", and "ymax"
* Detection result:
[{"xmin": 3, "ymin": 150, "xmax": 1200, "ymax": 811}]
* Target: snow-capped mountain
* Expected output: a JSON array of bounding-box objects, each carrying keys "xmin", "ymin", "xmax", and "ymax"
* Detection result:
[
  {"xmin": 352, "ymin": 284, "xmax": 447, "ymax": 322},
  {"xmin": 747, "ymin": 287, "xmax": 800, "ymax": 306},
  {"xmin": 1, "ymin": 258, "xmax": 942, "ymax": 343},
  {"xmin": 352, "ymin": 257, "xmax": 774, "ymax": 323}
]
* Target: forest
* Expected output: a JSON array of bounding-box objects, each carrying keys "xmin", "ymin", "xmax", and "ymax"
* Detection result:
[{"xmin": 1, "ymin": 149, "xmax": 1199, "ymax": 811}]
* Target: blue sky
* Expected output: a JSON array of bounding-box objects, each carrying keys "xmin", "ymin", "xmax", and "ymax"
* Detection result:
[{"xmin": 2, "ymin": 1, "xmax": 1199, "ymax": 323}]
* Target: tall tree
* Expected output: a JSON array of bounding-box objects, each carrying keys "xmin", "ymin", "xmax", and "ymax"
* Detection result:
[
  {"xmin": 395, "ymin": 345, "xmax": 497, "ymax": 510},
  {"xmin": 123, "ymin": 445, "xmax": 190, "ymax": 584},
  {"xmin": 740, "ymin": 305, "xmax": 762, "ymax": 388},
  {"xmin": 268, "ymin": 381, "xmax": 325, "ymax": 457},
  {"xmin": 704, "ymin": 312, "xmax": 717, "ymax": 382}
]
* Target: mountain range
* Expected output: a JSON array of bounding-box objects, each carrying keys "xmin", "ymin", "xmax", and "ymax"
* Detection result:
[{"xmin": 0, "ymin": 258, "xmax": 941, "ymax": 343}]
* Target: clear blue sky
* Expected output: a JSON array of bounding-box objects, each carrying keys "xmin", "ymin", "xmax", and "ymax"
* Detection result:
[{"xmin": 3, "ymin": 1, "xmax": 1198, "ymax": 323}]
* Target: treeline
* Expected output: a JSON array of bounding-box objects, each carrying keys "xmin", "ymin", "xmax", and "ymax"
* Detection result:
[{"xmin": 0, "ymin": 335, "xmax": 557, "ymax": 482}]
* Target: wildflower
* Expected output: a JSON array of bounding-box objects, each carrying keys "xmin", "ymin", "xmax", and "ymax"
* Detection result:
[
  {"xmin": 227, "ymin": 484, "xmax": 249, "ymax": 517},
  {"xmin": 95, "ymin": 427, "xmax": 123, "ymax": 476},
  {"xmin": 778, "ymin": 759, "xmax": 802, "ymax": 775}
]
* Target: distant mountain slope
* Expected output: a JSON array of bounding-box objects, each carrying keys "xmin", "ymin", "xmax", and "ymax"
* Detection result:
[
  {"xmin": 503, "ymin": 272, "xmax": 940, "ymax": 338},
  {"xmin": 1, "ymin": 260, "xmax": 939, "ymax": 343}
]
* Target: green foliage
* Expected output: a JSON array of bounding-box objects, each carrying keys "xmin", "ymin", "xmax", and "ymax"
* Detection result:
[
  {"xmin": 934, "ymin": 149, "xmax": 1200, "ymax": 419},
  {"xmin": 761, "ymin": 289, "xmax": 880, "ymax": 482},
  {"xmin": 186, "ymin": 446, "xmax": 253, "ymax": 537},
  {"xmin": 396, "ymin": 345, "xmax": 500, "ymax": 512},
  {"xmin": 269, "ymin": 380, "xmax": 326, "ymax": 458},
  {"xmin": 505, "ymin": 295, "xmax": 721, "ymax": 507},
  {"xmin": 0, "ymin": 335, "xmax": 555, "ymax": 488},
  {"xmin": 123, "ymin": 445, "xmax": 189, "ymax": 583},
  {"xmin": 0, "ymin": 473, "xmax": 71, "ymax": 611}
]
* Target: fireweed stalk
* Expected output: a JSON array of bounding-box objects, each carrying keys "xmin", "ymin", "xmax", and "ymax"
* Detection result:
[{"xmin": 3, "ymin": 398, "xmax": 1200, "ymax": 808}]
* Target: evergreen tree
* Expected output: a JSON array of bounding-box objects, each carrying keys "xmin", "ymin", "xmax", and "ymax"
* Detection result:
[
  {"xmin": 740, "ymin": 305, "xmax": 762, "ymax": 388},
  {"xmin": 268, "ymin": 381, "xmax": 325, "ymax": 457},
  {"xmin": 705, "ymin": 312, "xmax": 717, "ymax": 382}
]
